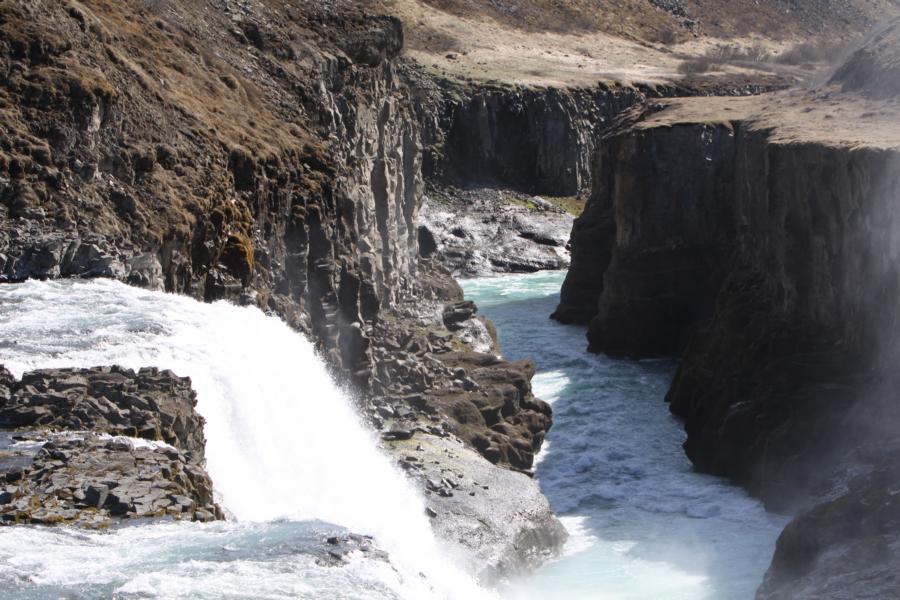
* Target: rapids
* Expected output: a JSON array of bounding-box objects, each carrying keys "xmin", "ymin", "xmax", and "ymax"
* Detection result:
[{"xmin": 462, "ymin": 271, "xmax": 787, "ymax": 600}]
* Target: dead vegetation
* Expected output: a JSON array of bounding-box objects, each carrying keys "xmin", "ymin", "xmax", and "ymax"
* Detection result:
[
  {"xmin": 678, "ymin": 39, "xmax": 851, "ymax": 74},
  {"xmin": 364, "ymin": 0, "xmax": 900, "ymax": 88}
]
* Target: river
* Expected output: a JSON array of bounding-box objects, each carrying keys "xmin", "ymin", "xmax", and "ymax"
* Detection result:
[
  {"xmin": 0, "ymin": 272, "xmax": 784, "ymax": 599},
  {"xmin": 462, "ymin": 271, "xmax": 786, "ymax": 600}
]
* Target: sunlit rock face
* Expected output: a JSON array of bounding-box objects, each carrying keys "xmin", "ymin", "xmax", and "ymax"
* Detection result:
[{"xmin": 0, "ymin": 1, "xmax": 422, "ymax": 387}]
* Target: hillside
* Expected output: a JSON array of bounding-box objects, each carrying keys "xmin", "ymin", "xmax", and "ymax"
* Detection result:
[{"xmin": 365, "ymin": 0, "xmax": 900, "ymax": 87}]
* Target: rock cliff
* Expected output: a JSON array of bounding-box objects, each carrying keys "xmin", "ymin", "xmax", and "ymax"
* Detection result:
[
  {"xmin": 558, "ymin": 87, "xmax": 900, "ymax": 503},
  {"xmin": 0, "ymin": 0, "xmax": 419, "ymax": 388},
  {"xmin": 552, "ymin": 103, "xmax": 737, "ymax": 354},
  {"xmin": 422, "ymin": 83, "xmax": 649, "ymax": 196},
  {"xmin": 555, "ymin": 25, "xmax": 900, "ymax": 595}
]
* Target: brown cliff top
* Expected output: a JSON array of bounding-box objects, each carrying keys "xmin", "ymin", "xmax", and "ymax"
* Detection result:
[
  {"xmin": 625, "ymin": 18, "xmax": 900, "ymax": 150},
  {"xmin": 364, "ymin": 0, "xmax": 900, "ymax": 88}
]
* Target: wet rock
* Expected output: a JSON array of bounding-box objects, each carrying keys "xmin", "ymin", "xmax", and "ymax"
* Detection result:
[
  {"xmin": 419, "ymin": 187, "xmax": 574, "ymax": 277},
  {"xmin": 317, "ymin": 532, "xmax": 389, "ymax": 566},
  {"xmin": 386, "ymin": 433, "xmax": 565, "ymax": 582},
  {"xmin": 442, "ymin": 301, "xmax": 476, "ymax": 329},
  {"xmin": 758, "ymin": 453, "xmax": 900, "ymax": 600},
  {"xmin": 0, "ymin": 366, "xmax": 206, "ymax": 459},
  {"xmin": 0, "ymin": 366, "xmax": 220, "ymax": 527}
]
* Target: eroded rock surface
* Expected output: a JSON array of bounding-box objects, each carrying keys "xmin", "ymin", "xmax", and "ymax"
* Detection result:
[
  {"xmin": 392, "ymin": 433, "xmax": 566, "ymax": 582},
  {"xmin": 0, "ymin": 366, "xmax": 220, "ymax": 526},
  {"xmin": 0, "ymin": 0, "xmax": 564, "ymax": 574},
  {"xmin": 419, "ymin": 186, "xmax": 574, "ymax": 277}
]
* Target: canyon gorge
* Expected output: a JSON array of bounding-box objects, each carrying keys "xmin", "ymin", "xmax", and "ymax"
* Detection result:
[{"xmin": 2, "ymin": 0, "xmax": 900, "ymax": 598}]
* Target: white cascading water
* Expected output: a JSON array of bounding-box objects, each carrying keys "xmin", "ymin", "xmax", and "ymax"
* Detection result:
[{"xmin": 0, "ymin": 279, "xmax": 492, "ymax": 600}]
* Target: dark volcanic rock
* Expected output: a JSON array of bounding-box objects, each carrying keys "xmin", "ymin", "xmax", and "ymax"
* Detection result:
[
  {"xmin": 555, "ymin": 68, "xmax": 900, "ymax": 595},
  {"xmin": 0, "ymin": 0, "xmax": 565, "ymax": 573},
  {"xmin": 0, "ymin": 366, "xmax": 220, "ymax": 526},
  {"xmin": 420, "ymin": 83, "xmax": 651, "ymax": 196},
  {"xmin": 558, "ymin": 93, "xmax": 900, "ymax": 508},
  {"xmin": 0, "ymin": 366, "xmax": 205, "ymax": 459},
  {"xmin": 666, "ymin": 137, "xmax": 900, "ymax": 508},
  {"xmin": 0, "ymin": 0, "xmax": 422, "ymax": 389},
  {"xmin": 366, "ymin": 258, "xmax": 566, "ymax": 574},
  {"xmin": 372, "ymin": 260, "xmax": 555, "ymax": 474},
  {"xmin": 758, "ymin": 450, "xmax": 900, "ymax": 600},
  {"xmin": 553, "ymin": 107, "xmax": 736, "ymax": 357}
]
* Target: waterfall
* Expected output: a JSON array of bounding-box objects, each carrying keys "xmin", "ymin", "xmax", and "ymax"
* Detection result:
[{"xmin": 0, "ymin": 279, "xmax": 491, "ymax": 600}]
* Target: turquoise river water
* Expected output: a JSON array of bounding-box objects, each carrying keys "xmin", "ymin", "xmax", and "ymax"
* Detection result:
[{"xmin": 463, "ymin": 271, "xmax": 787, "ymax": 600}]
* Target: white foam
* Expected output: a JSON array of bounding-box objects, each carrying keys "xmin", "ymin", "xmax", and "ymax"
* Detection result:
[
  {"xmin": 531, "ymin": 369, "xmax": 570, "ymax": 405},
  {"xmin": 0, "ymin": 279, "xmax": 492, "ymax": 600},
  {"xmin": 462, "ymin": 271, "xmax": 788, "ymax": 600}
]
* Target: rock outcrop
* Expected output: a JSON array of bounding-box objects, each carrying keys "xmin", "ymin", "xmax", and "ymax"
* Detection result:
[
  {"xmin": 371, "ymin": 259, "xmax": 555, "ymax": 475},
  {"xmin": 552, "ymin": 103, "xmax": 737, "ymax": 356},
  {"xmin": 757, "ymin": 447, "xmax": 900, "ymax": 600},
  {"xmin": 393, "ymin": 433, "xmax": 565, "ymax": 582},
  {"xmin": 0, "ymin": 365, "xmax": 221, "ymax": 526},
  {"xmin": 0, "ymin": 0, "xmax": 420, "ymax": 388},
  {"xmin": 418, "ymin": 186, "xmax": 574, "ymax": 277}
]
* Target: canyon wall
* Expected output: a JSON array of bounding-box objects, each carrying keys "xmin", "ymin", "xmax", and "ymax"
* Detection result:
[
  {"xmin": 0, "ymin": 0, "xmax": 419, "ymax": 387},
  {"xmin": 552, "ymin": 106, "xmax": 738, "ymax": 355},
  {"xmin": 669, "ymin": 132, "xmax": 900, "ymax": 506},
  {"xmin": 0, "ymin": 0, "xmax": 565, "ymax": 572},
  {"xmin": 560, "ymin": 95, "xmax": 900, "ymax": 506},
  {"xmin": 421, "ymin": 84, "xmax": 648, "ymax": 196},
  {"xmin": 559, "ymin": 90, "xmax": 900, "ymax": 596}
]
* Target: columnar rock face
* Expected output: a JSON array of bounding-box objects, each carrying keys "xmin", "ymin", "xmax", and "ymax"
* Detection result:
[
  {"xmin": 557, "ymin": 83, "xmax": 900, "ymax": 596},
  {"xmin": 422, "ymin": 84, "xmax": 649, "ymax": 196},
  {"xmin": 669, "ymin": 134, "xmax": 900, "ymax": 506},
  {"xmin": 0, "ymin": 366, "xmax": 221, "ymax": 526},
  {"xmin": 558, "ymin": 91, "xmax": 900, "ymax": 505},
  {"xmin": 553, "ymin": 107, "xmax": 737, "ymax": 356},
  {"xmin": 0, "ymin": 1, "xmax": 421, "ymax": 387},
  {"xmin": 0, "ymin": 0, "xmax": 565, "ymax": 571}
]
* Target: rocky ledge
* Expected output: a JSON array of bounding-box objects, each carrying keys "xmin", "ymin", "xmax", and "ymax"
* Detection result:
[
  {"xmin": 393, "ymin": 433, "xmax": 565, "ymax": 582},
  {"xmin": 0, "ymin": 366, "xmax": 221, "ymax": 526},
  {"xmin": 359, "ymin": 259, "xmax": 566, "ymax": 578},
  {"xmin": 418, "ymin": 185, "xmax": 575, "ymax": 277}
]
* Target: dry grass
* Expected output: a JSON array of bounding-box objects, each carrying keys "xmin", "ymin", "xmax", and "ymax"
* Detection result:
[
  {"xmin": 544, "ymin": 195, "xmax": 586, "ymax": 216},
  {"xmin": 364, "ymin": 0, "xmax": 900, "ymax": 88}
]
